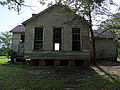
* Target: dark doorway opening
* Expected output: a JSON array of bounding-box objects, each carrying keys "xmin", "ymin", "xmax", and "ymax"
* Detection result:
[
  {"xmin": 45, "ymin": 60, "xmax": 54, "ymax": 66},
  {"xmin": 34, "ymin": 59, "xmax": 39, "ymax": 65},
  {"xmin": 16, "ymin": 59, "xmax": 22, "ymax": 62},
  {"xmin": 60, "ymin": 60, "xmax": 68, "ymax": 66},
  {"xmin": 75, "ymin": 60, "xmax": 83, "ymax": 66},
  {"xmin": 53, "ymin": 28, "xmax": 62, "ymax": 51}
]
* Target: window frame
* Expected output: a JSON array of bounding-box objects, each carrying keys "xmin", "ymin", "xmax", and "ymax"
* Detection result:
[
  {"xmin": 20, "ymin": 34, "xmax": 25, "ymax": 43},
  {"xmin": 53, "ymin": 28, "xmax": 62, "ymax": 51},
  {"xmin": 72, "ymin": 28, "xmax": 81, "ymax": 51},
  {"xmin": 34, "ymin": 27, "xmax": 43, "ymax": 51}
]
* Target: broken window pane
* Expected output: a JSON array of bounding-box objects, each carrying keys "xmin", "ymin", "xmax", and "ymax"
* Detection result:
[
  {"xmin": 72, "ymin": 28, "xmax": 81, "ymax": 51},
  {"xmin": 53, "ymin": 28, "xmax": 61, "ymax": 51},
  {"xmin": 34, "ymin": 27, "xmax": 43, "ymax": 51}
]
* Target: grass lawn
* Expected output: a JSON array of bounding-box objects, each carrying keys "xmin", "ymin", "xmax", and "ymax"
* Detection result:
[
  {"xmin": 77, "ymin": 77, "xmax": 120, "ymax": 90},
  {"xmin": 0, "ymin": 56, "xmax": 10, "ymax": 64},
  {"xmin": 0, "ymin": 63, "xmax": 120, "ymax": 90}
]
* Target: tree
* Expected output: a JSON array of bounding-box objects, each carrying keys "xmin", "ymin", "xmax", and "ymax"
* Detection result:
[
  {"xmin": 80, "ymin": 0, "xmax": 116, "ymax": 65},
  {"xmin": 99, "ymin": 13, "xmax": 120, "ymax": 36},
  {"xmin": 0, "ymin": 0, "xmax": 25, "ymax": 14},
  {"xmin": 0, "ymin": 32, "xmax": 12, "ymax": 56}
]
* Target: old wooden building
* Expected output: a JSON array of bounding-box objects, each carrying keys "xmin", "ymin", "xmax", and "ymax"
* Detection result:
[
  {"xmin": 94, "ymin": 30, "xmax": 117, "ymax": 60},
  {"xmin": 10, "ymin": 4, "xmax": 117, "ymax": 65},
  {"xmin": 10, "ymin": 4, "xmax": 90, "ymax": 65}
]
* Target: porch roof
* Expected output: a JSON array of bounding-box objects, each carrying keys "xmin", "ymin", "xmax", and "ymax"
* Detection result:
[{"xmin": 10, "ymin": 25, "xmax": 25, "ymax": 33}]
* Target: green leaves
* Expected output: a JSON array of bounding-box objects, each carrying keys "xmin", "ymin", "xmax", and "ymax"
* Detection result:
[
  {"xmin": 0, "ymin": 0, "xmax": 25, "ymax": 14},
  {"xmin": 0, "ymin": 1, "xmax": 8, "ymax": 6},
  {"xmin": 99, "ymin": 13, "xmax": 120, "ymax": 32},
  {"xmin": 0, "ymin": 32, "xmax": 12, "ymax": 56}
]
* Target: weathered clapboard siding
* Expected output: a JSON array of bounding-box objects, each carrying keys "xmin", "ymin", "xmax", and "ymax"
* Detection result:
[
  {"xmin": 15, "ymin": 52, "xmax": 24, "ymax": 59},
  {"xmin": 12, "ymin": 33, "xmax": 22, "ymax": 52},
  {"xmin": 11, "ymin": 32, "xmax": 25, "ymax": 53},
  {"xmin": 24, "ymin": 51, "xmax": 90, "ymax": 60},
  {"xmin": 95, "ymin": 39, "xmax": 117, "ymax": 59},
  {"xmin": 24, "ymin": 5, "xmax": 90, "ymax": 60}
]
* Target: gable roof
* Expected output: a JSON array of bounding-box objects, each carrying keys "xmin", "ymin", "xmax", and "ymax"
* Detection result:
[
  {"xmin": 22, "ymin": 4, "xmax": 63, "ymax": 26},
  {"xmin": 22, "ymin": 4, "xmax": 89, "ymax": 26},
  {"xmin": 93, "ymin": 29, "xmax": 113, "ymax": 39},
  {"xmin": 10, "ymin": 25, "xmax": 25, "ymax": 33}
]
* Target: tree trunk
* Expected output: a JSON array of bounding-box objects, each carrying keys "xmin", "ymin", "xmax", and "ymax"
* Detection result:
[
  {"xmin": 88, "ymin": 6, "xmax": 97, "ymax": 65},
  {"xmin": 11, "ymin": 55, "xmax": 14, "ymax": 63},
  {"xmin": 90, "ymin": 26, "xmax": 97, "ymax": 65}
]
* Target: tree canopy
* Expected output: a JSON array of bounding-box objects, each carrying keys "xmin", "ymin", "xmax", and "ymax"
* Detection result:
[
  {"xmin": 0, "ymin": 0, "xmax": 24, "ymax": 14},
  {"xmin": 0, "ymin": 32, "xmax": 12, "ymax": 56},
  {"xmin": 99, "ymin": 12, "xmax": 120, "ymax": 38}
]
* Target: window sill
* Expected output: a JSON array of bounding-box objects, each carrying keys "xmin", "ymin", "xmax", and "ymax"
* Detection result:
[{"xmin": 33, "ymin": 50, "xmax": 43, "ymax": 52}]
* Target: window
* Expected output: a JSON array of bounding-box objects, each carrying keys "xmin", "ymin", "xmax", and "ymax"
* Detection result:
[
  {"xmin": 21, "ymin": 34, "xmax": 25, "ymax": 42},
  {"xmin": 34, "ymin": 27, "xmax": 43, "ymax": 51},
  {"xmin": 75, "ymin": 60, "xmax": 83, "ymax": 66},
  {"xmin": 72, "ymin": 28, "xmax": 81, "ymax": 51},
  {"xmin": 53, "ymin": 28, "xmax": 61, "ymax": 51}
]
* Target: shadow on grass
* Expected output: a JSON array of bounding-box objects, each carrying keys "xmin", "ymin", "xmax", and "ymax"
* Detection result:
[{"xmin": 0, "ymin": 64, "xmax": 120, "ymax": 90}]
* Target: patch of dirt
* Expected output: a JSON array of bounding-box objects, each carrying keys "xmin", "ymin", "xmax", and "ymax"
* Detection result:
[
  {"xmin": 28, "ymin": 70, "xmax": 50, "ymax": 75},
  {"xmin": 91, "ymin": 61, "xmax": 120, "ymax": 80}
]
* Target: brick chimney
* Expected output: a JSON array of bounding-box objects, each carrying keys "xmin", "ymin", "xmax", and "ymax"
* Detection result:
[{"xmin": 32, "ymin": 14, "xmax": 37, "ymax": 17}]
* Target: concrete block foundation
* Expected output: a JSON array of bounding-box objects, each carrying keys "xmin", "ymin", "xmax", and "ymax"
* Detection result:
[
  {"xmin": 68, "ymin": 60, "xmax": 75, "ymax": 66},
  {"xmin": 39, "ymin": 59, "xmax": 46, "ymax": 65},
  {"xmin": 54, "ymin": 60, "xmax": 60, "ymax": 66},
  {"xmin": 83, "ymin": 59, "xmax": 90, "ymax": 66}
]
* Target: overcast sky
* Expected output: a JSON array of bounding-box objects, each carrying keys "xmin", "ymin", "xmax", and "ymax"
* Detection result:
[{"xmin": 0, "ymin": 0, "xmax": 120, "ymax": 32}]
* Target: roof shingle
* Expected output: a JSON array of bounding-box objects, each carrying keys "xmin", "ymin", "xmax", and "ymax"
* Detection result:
[{"xmin": 93, "ymin": 30, "xmax": 113, "ymax": 39}]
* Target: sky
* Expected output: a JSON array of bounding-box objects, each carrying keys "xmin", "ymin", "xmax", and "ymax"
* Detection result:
[
  {"xmin": 0, "ymin": 0, "xmax": 120, "ymax": 32},
  {"xmin": 0, "ymin": 0, "xmax": 48, "ymax": 32}
]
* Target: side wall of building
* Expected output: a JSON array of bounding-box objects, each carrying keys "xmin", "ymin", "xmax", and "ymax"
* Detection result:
[
  {"xmin": 12, "ymin": 33, "xmax": 21, "ymax": 52},
  {"xmin": 95, "ymin": 39, "xmax": 117, "ymax": 60},
  {"xmin": 12, "ymin": 32, "xmax": 24, "ymax": 53}
]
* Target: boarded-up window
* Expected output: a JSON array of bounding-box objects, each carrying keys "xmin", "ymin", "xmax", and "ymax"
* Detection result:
[
  {"xmin": 72, "ymin": 28, "xmax": 81, "ymax": 51},
  {"xmin": 53, "ymin": 28, "xmax": 61, "ymax": 51},
  {"xmin": 34, "ymin": 27, "xmax": 43, "ymax": 50}
]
